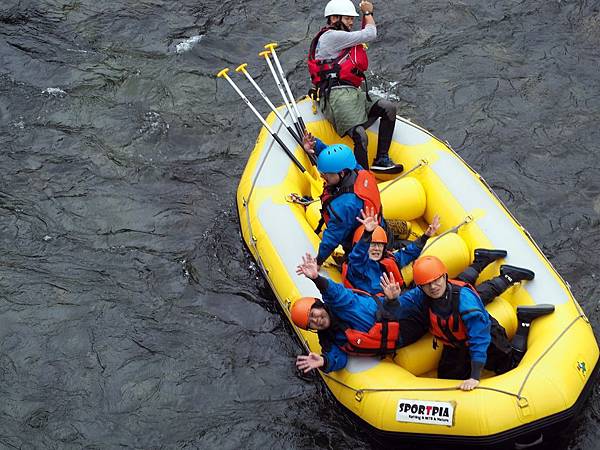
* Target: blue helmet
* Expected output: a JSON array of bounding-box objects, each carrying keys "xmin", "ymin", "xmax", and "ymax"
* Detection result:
[{"xmin": 317, "ymin": 144, "xmax": 357, "ymax": 173}]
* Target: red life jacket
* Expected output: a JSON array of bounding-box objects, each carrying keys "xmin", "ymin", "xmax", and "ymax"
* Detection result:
[
  {"xmin": 337, "ymin": 293, "xmax": 401, "ymax": 356},
  {"xmin": 307, "ymin": 26, "xmax": 369, "ymax": 88},
  {"xmin": 316, "ymin": 169, "xmax": 381, "ymax": 234},
  {"xmin": 341, "ymin": 252, "xmax": 404, "ymax": 291},
  {"xmin": 342, "ymin": 321, "xmax": 401, "ymax": 356},
  {"xmin": 427, "ymin": 280, "xmax": 481, "ymax": 349}
]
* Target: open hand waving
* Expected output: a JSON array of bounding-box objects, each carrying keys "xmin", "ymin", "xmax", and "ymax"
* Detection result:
[
  {"xmin": 296, "ymin": 253, "xmax": 319, "ymax": 280},
  {"xmin": 356, "ymin": 206, "xmax": 378, "ymax": 232},
  {"xmin": 380, "ymin": 272, "xmax": 401, "ymax": 300}
]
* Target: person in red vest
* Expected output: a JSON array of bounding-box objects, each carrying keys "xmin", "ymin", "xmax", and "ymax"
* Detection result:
[
  {"xmin": 292, "ymin": 253, "xmax": 428, "ymax": 373},
  {"xmin": 307, "ymin": 0, "xmax": 399, "ymax": 172},
  {"xmin": 409, "ymin": 256, "xmax": 555, "ymax": 390},
  {"xmin": 303, "ymin": 134, "xmax": 384, "ymax": 268},
  {"xmin": 341, "ymin": 206, "xmax": 441, "ymax": 294},
  {"xmin": 292, "ymin": 250, "xmax": 535, "ymax": 374}
]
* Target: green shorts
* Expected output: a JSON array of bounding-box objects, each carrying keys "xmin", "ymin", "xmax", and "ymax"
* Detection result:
[{"xmin": 320, "ymin": 86, "xmax": 378, "ymax": 137}]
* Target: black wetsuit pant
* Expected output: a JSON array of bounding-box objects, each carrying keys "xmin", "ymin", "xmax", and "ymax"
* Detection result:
[
  {"xmin": 438, "ymin": 263, "xmax": 515, "ymax": 379},
  {"xmin": 437, "ymin": 319, "xmax": 514, "ymax": 380},
  {"xmin": 456, "ymin": 262, "xmax": 511, "ymax": 305},
  {"xmin": 349, "ymin": 99, "xmax": 396, "ymax": 169},
  {"xmin": 398, "ymin": 317, "xmax": 428, "ymax": 347}
]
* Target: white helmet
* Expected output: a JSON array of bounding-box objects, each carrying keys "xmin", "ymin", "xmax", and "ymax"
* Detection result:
[{"xmin": 324, "ymin": 0, "xmax": 359, "ymax": 18}]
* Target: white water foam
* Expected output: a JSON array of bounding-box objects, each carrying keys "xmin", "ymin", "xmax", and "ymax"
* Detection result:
[
  {"xmin": 42, "ymin": 87, "xmax": 66, "ymax": 96},
  {"xmin": 175, "ymin": 35, "xmax": 204, "ymax": 54},
  {"xmin": 370, "ymin": 83, "xmax": 400, "ymax": 101}
]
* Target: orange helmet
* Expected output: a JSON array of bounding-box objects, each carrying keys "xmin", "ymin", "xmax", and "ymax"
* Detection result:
[
  {"xmin": 290, "ymin": 297, "xmax": 318, "ymax": 329},
  {"xmin": 352, "ymin": 225, "xmax": 388, "ymax": 245},
  {"xmin": 413, "ymin": 255, "xmax": 447, "ymax": 285}
]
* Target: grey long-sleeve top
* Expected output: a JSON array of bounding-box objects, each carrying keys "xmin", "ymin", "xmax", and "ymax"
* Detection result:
[{"xmin": 314, "ymin": 24, "xmax": 377, "ymax": 60}]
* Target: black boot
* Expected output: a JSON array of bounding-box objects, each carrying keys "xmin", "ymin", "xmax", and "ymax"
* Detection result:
[
  {"xmin": 457, "ymin": 249, "xmax": 508, "ymax": 285},
  {"xmin": 500, "ymin": 265, "xmax": 535, "ymax": 284},
  {"xmin": 511, "ymin": 304, "xmax": 555, "ymax": 367},
  {"xmin": 472, "ymin": 248, "xmax": 507, "ymax": 270},
  {"xmin": 516, "ymin": 304, "xmax": 555, "ymax": 323}
]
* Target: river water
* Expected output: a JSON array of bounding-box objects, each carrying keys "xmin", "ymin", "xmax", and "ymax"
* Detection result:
[{"xmin": 0, "ymin": 0, "xmax": 599, "ymax": 448}]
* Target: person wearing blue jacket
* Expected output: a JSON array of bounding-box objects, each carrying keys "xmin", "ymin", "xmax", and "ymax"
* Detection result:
[
  {"xmin": 292, "ymin": 253, "xmax": 427, "ymax": 373},
  {"xmin": 293, "ymin": 252, "xmax": 552, "ymax": 378},
  {"xmin": 409, "ymin": 255, "xmax": 554, "ymax": 391},
  {"xmin": 343, "ymin": 206, "xmax": 440, "ymax": 294},
  {"xmin": 302, "ymin": 133, "xmax": 384, "ymax": 268}
]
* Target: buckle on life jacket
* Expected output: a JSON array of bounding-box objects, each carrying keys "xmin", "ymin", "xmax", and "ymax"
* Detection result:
[
  {"xmin": 308, "ymin": 88, "xmax": 320, "ymax": 114},
  {"xmin": 350, "ymin": 68, "xmax": 364, "ymax": 78}
]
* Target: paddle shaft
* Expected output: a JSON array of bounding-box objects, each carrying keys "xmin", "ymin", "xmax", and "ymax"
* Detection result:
[
  {"xmin": 265, "ymin": 45, "xmax": 307, "ymax": 136},
  {"xmin": 261, "ymin": 51, "xmax": 305, "ymax": 140},
  {"xmin": 237, "ymin": 65, "xmax": 302, "ymax": 146},
  {"xmin": 219, "ymin": 71, "xmax": 306, "ymax": 173}
]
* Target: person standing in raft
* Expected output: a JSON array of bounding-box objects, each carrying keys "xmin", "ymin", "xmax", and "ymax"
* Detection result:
[
  {"xmin": 341, "ymin": 206, "xmax": 441, "ymax": 295},
  {"xmin": 409, "ymin": 255, "xmax": 555, "ymax": 391},
  {"xmin": 293, "ymin": 253, "xmax": 428, "ymax": 373},
  {"xmin": 303, "ymin": 134, "xmax": 384, "ymax": 269},
  {"xmin": 307, "ymin": 0, "xmax": 400, "ymax": 172}
]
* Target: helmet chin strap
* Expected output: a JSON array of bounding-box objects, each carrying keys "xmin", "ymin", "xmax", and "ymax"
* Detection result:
[{"xmin": 441, "ymin": 275, "xmax": 450, "ymax": 299}]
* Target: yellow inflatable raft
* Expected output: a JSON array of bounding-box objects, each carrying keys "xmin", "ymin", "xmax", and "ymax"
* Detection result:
[{"xmin": 236, "ymin": 98, "xmax": 598, "ymax": 447}]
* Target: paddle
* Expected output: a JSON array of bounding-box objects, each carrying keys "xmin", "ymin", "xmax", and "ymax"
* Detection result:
[
  {"xmin": 262, "ymin": 43, "xmax": 307, "ymax": 138},
  {"xmin": 258, "ymin": 50, "xmax": 304, "ymax": 141},
  {"xmin": 235, "ymin": 63, "xmax": 302, "ymax": 147},
  {"xmin": 217, "ymin": 68, "xmax": 307, "ymax": 173}
]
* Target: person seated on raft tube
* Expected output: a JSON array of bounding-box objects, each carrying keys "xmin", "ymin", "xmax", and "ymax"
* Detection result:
[
  {"xmin": 410, "ymin": 255, "xmax": 555, "ymax": 391},
  {"xmin": 293, "ymin": 253, "xmax": 428, "ymax": 374},
  {"xmin": 293, "ymin": 248, "xmax": 550, "ymax": 377},
  {"xmin": 341, "ymin": 206, "xmax": 441, "ymax": 295},
  {"xmin": 303, "ymin": 133, "xmax": 385, "ymax": 269},
  {"xmin": 307, "ymin": 0, "xmax": 399, "ymax": 172}
]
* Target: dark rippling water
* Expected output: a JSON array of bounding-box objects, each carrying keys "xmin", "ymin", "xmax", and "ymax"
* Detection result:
[{"xmin": 1, "ymin": 0, "xmax": 599, "ymax": 448}]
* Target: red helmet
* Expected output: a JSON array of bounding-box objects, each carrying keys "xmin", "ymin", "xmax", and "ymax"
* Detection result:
[
  {"xmin": 352, "ymin": 225, "xmax": 388, "ymax": 245},
  {"xmin": 413, "ymin": 255, "xmax": 447, "ymax": 285},
  {"xmin": 290, "ymin": 297, "xmax": 318, "ymax": 329}
]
